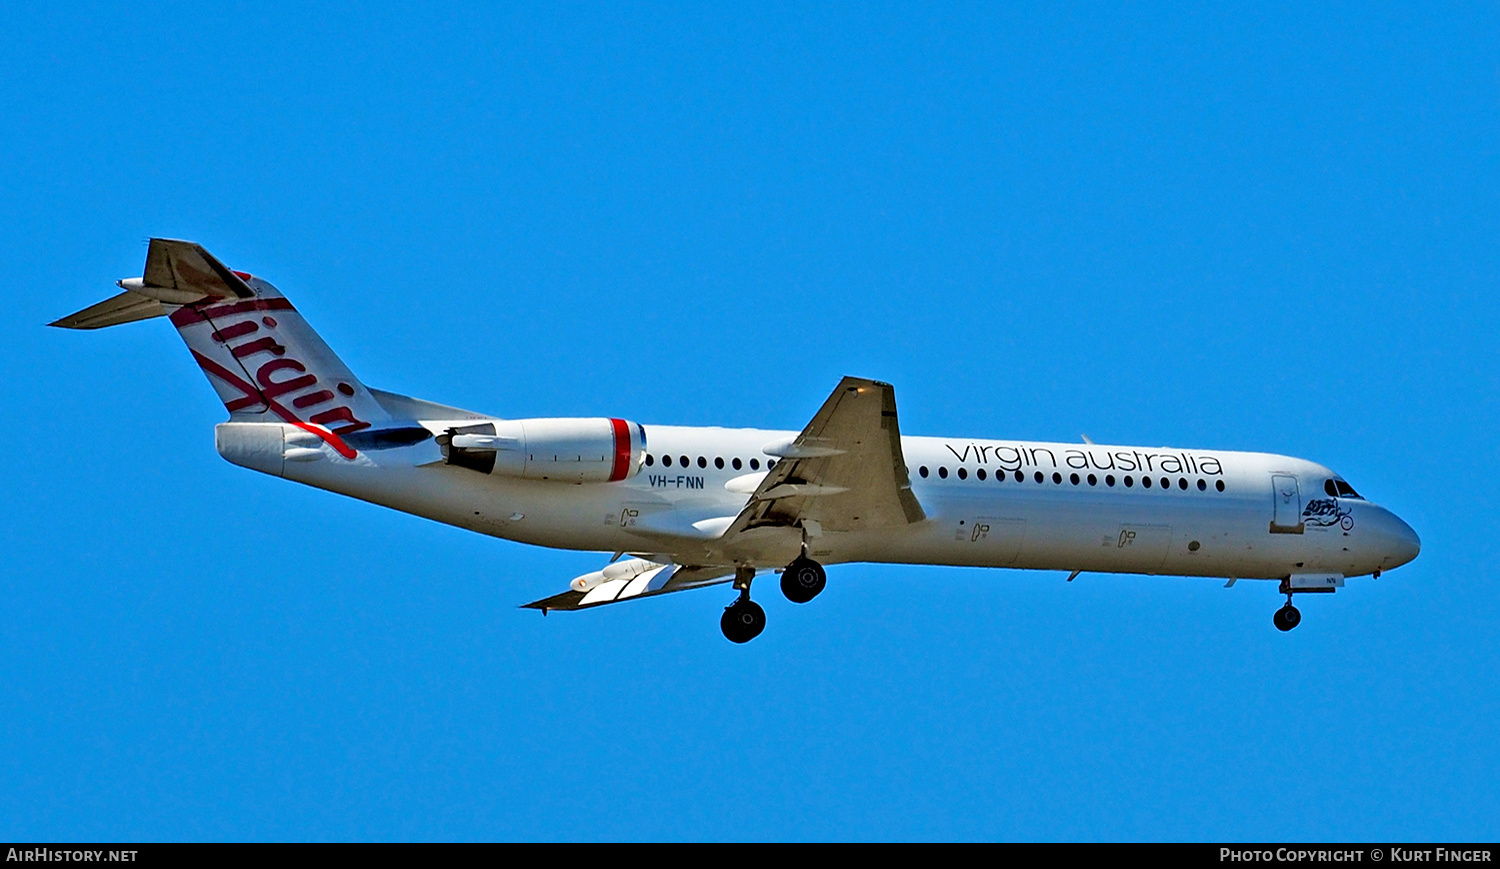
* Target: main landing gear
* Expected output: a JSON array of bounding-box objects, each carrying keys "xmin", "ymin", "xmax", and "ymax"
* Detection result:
[
  {"xmin": 722, "ymin": 567, "xmax": 765, "ymax": 644},
  {"xmin": 780, "ymin": 556, "xmax": 826, "ymax": 604},
  {"xmin": 719, "ymin": 557, "xmax": 829, "ymax": 643}
]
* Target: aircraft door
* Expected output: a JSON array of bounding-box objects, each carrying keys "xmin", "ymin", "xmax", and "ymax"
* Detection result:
[{"xmin": 1270, "ymin": 474, "xmax": 1305, "ymax": 534}]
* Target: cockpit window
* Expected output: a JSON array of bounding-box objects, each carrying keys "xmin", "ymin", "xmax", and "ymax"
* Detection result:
[{"xmin": 1327, "ymin": 478, "xmax": 1363, "ymax": 499}]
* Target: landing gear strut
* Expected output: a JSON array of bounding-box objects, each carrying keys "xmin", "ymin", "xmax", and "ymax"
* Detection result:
[
  {"xmin": 781, "ymin": 556, "xmax": 826, "ymax": 604},
  {"xmin": 721, "ymin": 567, "xmax": 765, "ymax": 644},
  {"xmin": 1273, "ymin": 585, "xmax": 1302, "ymax": 632}
]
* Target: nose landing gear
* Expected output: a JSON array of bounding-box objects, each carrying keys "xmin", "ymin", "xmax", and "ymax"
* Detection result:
[
  {"xmin": 1273, "ymin": 581, "xmax": 1304, "ymax": 632},
  {"xmin": 1274, "ymin": 600, "xmax": 1302, "ymax": 632}
]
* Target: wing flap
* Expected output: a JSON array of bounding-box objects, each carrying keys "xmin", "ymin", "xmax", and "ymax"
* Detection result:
[{"xmin": 521, "ymin": 564, "xmax": 735, "ymax": 612}]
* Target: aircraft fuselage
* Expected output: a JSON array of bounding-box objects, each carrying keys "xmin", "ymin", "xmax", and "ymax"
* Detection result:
[{"xmin": 256, "ymin": 422, "xmax": 1419, "ymax": 586}]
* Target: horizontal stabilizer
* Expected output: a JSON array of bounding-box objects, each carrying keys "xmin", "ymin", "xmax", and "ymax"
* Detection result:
[
  {"xmin": 52, "ymin": 238, "xmax": 252, "ymax": 330},
  {"xmin": 142, "ymin": 238, "xmax": 253, "ymax": 301},
  {"xmin": 49, "ymin": 290, "xmax": 165, "ymax": 330}
]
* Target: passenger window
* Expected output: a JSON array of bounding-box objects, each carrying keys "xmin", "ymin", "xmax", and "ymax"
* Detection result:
[
  {"xmin": 1106, "ymin": 475, "xmax": 1115, "ymax": 487},
  {"xmin": 1198, "ymin": 479, "xmax": 1207, "ymax": 491},
  {"xmin": 919, "ymin": 466, "xmax": 929, "ymax": 478},
  {"xmin": 1161, "ymin": 477, "xmax": 1170, "ymax": 490},
  {"xmin": 1052, "ymin": 472, "xmax": 1062, "ymax": 484},
  {"xmin": 1070, "ymin": 473, "xmax": 1080, "ymax": 485},
  {"xmin": 957, "ymin": 468, "xmax": 968, "ymax": 480},
  {"xmin": 679, "ymin": 455, "xmax": 689, "ymax": 467},
  {"xmin": 1178, "ymin": 478, "xmax": 1187, "ymax": 490},
  {"xmin": 977, "ymin": 468, "xmax": 987, "ymax": 481},
  {"xmin": 733, "ymin": 457, "xmax": 742, "ymax": 470},
  {"xmin": 1216, "ymin": 480, "xmax": 1225, "ymax": 492},
  {"xmin": 1014, "ymin": 470, "xmax": 1024, "ymax": 482},
  {"xmin": 768, "ymin": 460, "xmax": 777, "ymax": 469},
  {"xmin": 1142, "ymin": 477, "xmax": 1152, "ymax": 488},
  {"xmin": 698, "ymin": 456, "xmax": 707, "ymax": 468},
  {"xmin": 663, "ymin": 455, "xmax": 672, "ymax": 467},
  {"xmin": 715, "ymin": 457, "xmax": 724, "ymax": 469},
  {"xmin": 1124, "ymin": 476, "xmax": 1134, "ymax": 487},
  {"xmin": 1087, "ymin": 473, "xmax": 1097, "ymax": 486},
  {"xmin": 1034, "ymin": 471, "xmax": 1044, "ymax": 483},
  {"xmin": 938, "ymin": 467, "xmax": 948, "ymax": 479},
  {"xmin": 750, "ymin": 458, "xmax": 760, "ymax": 470},
  {"xmin": 646, "ymin": 454, "xmax": 654, "ymax": 466}
]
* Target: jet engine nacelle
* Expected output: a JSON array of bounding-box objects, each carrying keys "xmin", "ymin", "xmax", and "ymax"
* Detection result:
[{"xmin": 438, "ymin": 417, "xmax": 646, "ymax": 483}]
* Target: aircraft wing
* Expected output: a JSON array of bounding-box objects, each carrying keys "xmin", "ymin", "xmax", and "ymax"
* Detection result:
[
  {"xmin": 522, "ymin": 564, "xmax": 735, "ymax": 612},
  {"xmin": 521, "ymin": 377, "xmax": 924, "ymax": 614},
  {"xmin": 722, "ymin": 376, "xmax": 925, "ymax": 541}
]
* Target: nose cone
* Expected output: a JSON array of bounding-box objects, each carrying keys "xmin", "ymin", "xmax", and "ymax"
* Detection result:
[{"xmin": 1379, "ymin": 511, "xmax": 1421, "ymax": 570}]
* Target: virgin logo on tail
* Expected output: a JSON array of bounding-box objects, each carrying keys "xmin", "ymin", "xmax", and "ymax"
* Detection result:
[{"xmin": 172, "ymin": 298, "xmax": 369, "ymax": 457}]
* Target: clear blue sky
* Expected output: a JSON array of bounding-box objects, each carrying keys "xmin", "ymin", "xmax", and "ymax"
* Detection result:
[{"xmin": 2, "ymin": 2, "xmax": 1496, "ymax": 842}]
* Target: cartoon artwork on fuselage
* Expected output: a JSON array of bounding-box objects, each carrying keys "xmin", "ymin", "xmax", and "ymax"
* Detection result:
[{"xmin": 1303, "ymin": 497, "xmax": 1355, "ymax": 530}]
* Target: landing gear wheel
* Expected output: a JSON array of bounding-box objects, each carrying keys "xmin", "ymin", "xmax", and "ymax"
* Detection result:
[
  {"xmin": 781, "ymin": 557, "xmax": 827, "ymax": 604},
  {"xmin": 1274, "ymin": 604, "xmax": 1302, "ymax": 632},
  {"xmin": 721, "ymin": 599, "xmax": 766, "ymax": 643}
]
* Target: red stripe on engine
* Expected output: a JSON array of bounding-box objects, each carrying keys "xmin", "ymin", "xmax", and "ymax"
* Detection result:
[
  {"xmin": 608, "ymin": 418, "xmax": 632, "ymax": 482},
  {"xmin": 170, "ymin": 297, "xmax": 295, "ymax": 326}
]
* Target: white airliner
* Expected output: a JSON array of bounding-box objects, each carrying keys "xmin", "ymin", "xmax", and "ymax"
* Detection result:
[{"xmin": 54, "ymin": 240, "xmax": 1420, "ymax": 641}]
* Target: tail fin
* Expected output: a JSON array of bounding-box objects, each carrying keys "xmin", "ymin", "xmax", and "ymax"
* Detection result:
[{"xmin": 54, "ymin": 239, "xmax": 390, "ymax": 437}]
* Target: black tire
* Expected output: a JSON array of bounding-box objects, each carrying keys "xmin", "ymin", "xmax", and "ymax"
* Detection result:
[
  {"xmin": 781, "ymin": 557, "xmax": 827, "ymax": 604},
  {"xmin": 721, "ymin": 599, "xmax": 766, "ymax": 643},
  {"xmin": 1274, "ymin": 604, "xmax": 1302, "ymax": 632}
]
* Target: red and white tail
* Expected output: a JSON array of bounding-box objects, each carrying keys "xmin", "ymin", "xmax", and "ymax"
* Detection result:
[{"xmin": 53, "ymin": 239, "xmax": 391, "ymax": 440}]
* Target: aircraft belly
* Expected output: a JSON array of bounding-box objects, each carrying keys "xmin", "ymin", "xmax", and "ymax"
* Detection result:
[{"xmin": 865, "ymin": 491, "xmax": 1303, "ymax": 580}]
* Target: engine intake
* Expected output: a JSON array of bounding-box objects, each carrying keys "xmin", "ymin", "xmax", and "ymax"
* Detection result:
[{"xmin": 437, "ymin": 417, "xmax": 646, "ymax": 483}]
